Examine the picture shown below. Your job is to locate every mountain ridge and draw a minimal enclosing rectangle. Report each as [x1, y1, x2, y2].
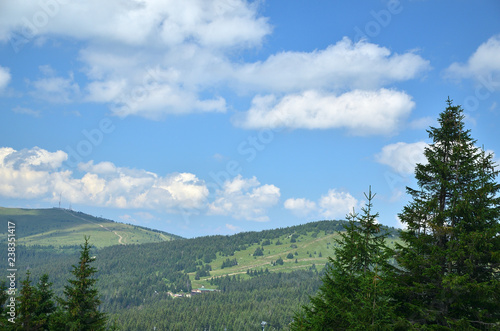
[0, 206, 183, 249]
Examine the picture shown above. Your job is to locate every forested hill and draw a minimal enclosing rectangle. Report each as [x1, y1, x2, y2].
[7, 216, 400, 329]
[0, 207, 182, 249]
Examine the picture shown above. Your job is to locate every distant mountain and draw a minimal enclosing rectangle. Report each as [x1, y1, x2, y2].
[0, 207, 182, 249]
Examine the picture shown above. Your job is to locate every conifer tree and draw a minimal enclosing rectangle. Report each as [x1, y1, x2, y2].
[32, 274, 55, 330]
[56, 236, 107, 331]
[395, 98, 500, 328]
[17, 270, 37, 330]
[0, 281, 13, 330]
[16, 272, 56, 330]
[292, 188, 399, 330]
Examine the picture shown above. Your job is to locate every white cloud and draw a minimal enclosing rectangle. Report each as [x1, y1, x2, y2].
[0, 147, 208, 212]
[1, 0, 269, 113]
[85, 79, 127, 103]
[285, 189, 361, 220]
[0, 0, 271, 48]
[234, 37, 430, 92]
[445, 35, 500, 91]
[284, 198, 317, 217]
[208, 175, 280, 222]
[235, 89, 414, 135]
[0, 66, 11, 90]
[395, 215, 407, 230]
[0, 2, 429, 121]
[30, 73, 80, 103]
[375, 141, 428, 175]
[1, 146, 67, 171]
[111, 82, 227, 120]
[319, 189, 361, 219]
[81, 49, 228, 119]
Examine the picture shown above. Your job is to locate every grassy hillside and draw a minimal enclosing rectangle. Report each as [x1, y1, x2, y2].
[190, 225, 401, 289]
[0, 207, 182, 249]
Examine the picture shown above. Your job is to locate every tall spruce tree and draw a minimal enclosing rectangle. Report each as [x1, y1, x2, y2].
[32, 274, 55, 330]
[395, 99, 500, 329]
[56, 236, 106, 331]
[17, 270, 37, 330]
[292, 188, 399, 330]
[15, 272, 55, 330]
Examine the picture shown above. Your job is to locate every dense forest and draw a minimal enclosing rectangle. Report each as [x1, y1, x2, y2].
[111, 269, 323, 330]
[1, 219, 364, 326]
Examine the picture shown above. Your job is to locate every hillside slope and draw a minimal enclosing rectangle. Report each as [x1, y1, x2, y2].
[6, 218, 400, 329]
[0, 207, 182, 249]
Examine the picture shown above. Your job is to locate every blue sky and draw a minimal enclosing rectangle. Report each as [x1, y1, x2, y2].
[0, 0, 499, 238]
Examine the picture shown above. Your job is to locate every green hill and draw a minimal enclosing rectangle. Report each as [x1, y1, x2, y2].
[0, 207, 182, 249]
[3, 213, 400, 330]
[189, 221, 401, 289]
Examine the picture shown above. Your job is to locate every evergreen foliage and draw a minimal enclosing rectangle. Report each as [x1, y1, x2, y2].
[253, 247, 264, 256]
[32, 274, 56, 330]
[16, 271, 37, 330]
[0, 281, 10, 328]
[15, 271, 55, 330]
[56, 236, 107, 331]
[220, 258, 238, 269]
[111, 270, 322, 330]
[395, 99, 500, 329]
[291, 188, 399, 330]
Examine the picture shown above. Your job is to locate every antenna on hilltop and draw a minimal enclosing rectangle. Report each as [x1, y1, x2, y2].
[59, 193, 62, 209]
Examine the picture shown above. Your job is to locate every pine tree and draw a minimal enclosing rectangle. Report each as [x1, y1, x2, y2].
[16, 272, 56, 330]
[395, 98, 500, 329]
[0, 281, 13, 330]
[32, 274, 55, 330]
[56, 236, 107, 331]
[292, 188, 398, 330]
[16, 270, 38, 330]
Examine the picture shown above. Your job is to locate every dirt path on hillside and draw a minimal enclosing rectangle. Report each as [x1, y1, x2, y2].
[63, 209, 125, 245]
[196, 233, 336, 281]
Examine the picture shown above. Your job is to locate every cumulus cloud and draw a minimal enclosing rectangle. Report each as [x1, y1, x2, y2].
[0, 66, 11, 90]
[0, 0, 269, 116]
[0, 147, 208, 212]
[446, 35, 500, 78]
[0, 0, 271, 48]
[319, 189, 361, 219]
[375, 141, 428, 175]
[234, 89, 415, 135]
[445, 35, 500, 91]
[285, 189, 361, 220]
[1, 1, 429, 121]
[284, 198, 317, 217]
[234, 37, 430, 92]
[208, 175, 280, 222]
